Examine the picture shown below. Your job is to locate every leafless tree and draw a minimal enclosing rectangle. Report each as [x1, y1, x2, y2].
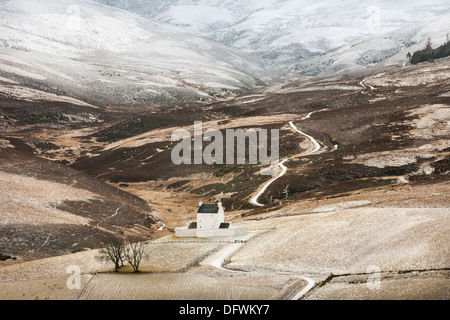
[97, 236, 125, 272]
[124, 239, 146, 273]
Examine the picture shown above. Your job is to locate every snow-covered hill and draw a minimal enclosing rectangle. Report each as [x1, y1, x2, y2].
[0, 0, 448, 106]
[95, 0, 450, 75]
[295, 14, 450, 76]
[0, 0, 267, 105]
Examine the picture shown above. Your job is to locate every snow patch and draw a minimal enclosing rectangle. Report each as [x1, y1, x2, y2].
[0, 85, 97, 108]
[313, 201, 372, 213]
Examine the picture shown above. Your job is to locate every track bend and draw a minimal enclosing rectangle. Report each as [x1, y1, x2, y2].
[250, 111, 324, 207]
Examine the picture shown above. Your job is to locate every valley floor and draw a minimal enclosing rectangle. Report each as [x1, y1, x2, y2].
[1, 58, 449, 300]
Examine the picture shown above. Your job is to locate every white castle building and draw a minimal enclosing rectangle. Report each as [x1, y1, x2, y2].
[175, 202, 247, 238]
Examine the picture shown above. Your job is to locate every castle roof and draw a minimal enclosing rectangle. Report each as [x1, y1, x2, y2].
[197, 203, 220, 214]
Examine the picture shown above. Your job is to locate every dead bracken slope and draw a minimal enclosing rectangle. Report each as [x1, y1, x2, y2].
[0, 148, 160, 262]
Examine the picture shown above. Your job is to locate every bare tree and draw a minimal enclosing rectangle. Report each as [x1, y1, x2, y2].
[97, 236, 125, 272]
[124, 239, 146, 273]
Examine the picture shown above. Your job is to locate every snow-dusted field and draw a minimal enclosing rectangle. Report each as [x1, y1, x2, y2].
[229, 207, 449, 276]
[0, 236, 303, 300]
[0, 275, 93, 300]
[77, 269, 303, 300]
[0, 250, 103, 282]
[0, 238, 221, 281]
[306, 270, 449, 300]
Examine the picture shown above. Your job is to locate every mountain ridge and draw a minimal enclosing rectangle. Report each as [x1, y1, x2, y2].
[95, 0, 450, 75]
[0, 0, 268, 105]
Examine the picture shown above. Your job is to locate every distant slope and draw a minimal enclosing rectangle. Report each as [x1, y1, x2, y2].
[0, 0, 267, 105]
[95, 0, 450, 75]
[295, 14, 450, 76]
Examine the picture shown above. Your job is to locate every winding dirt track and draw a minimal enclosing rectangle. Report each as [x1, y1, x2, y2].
[250, 159, 289, 207]
[250, 112, 324, 207]
[229, 111, 326, 298]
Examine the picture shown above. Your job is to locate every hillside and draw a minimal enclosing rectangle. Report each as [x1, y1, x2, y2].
[96, 0, 450, 74]
[0, 144, 161, 263]
[0, 0, 267, 105]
